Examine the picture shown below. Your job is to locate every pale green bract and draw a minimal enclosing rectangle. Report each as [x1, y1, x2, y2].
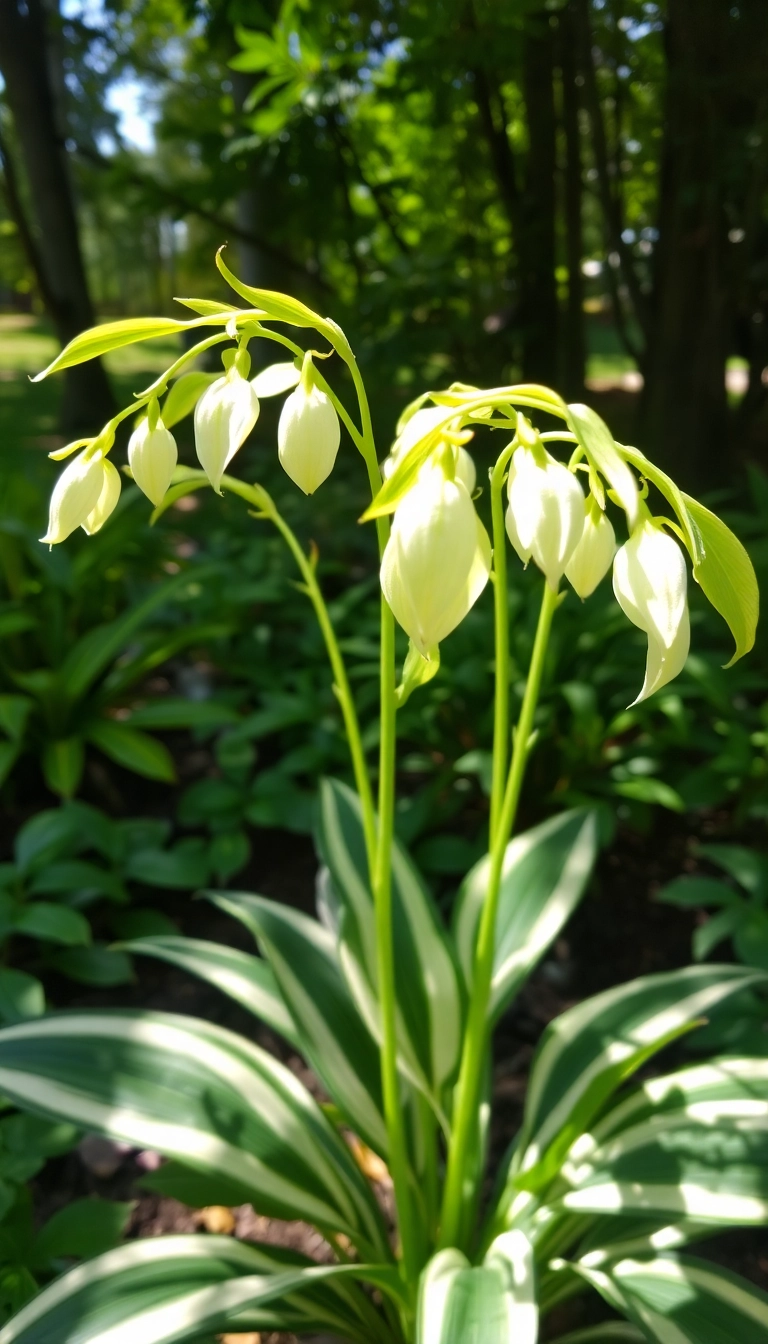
[6, 258, 765, 1343]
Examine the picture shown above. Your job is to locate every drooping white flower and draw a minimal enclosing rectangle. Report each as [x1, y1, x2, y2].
[505, 446, 585, 590]
[40, 448, 106, 545]
[82, 459, 122, 535]
[565, 498, 616, 598]
[278, 359, 340, 495]
[455, 446, 476, 495]
[194, 363, 260, 494]
[380, 459, 491, 655]
[612, 517, 690, 703]
[128, 415, 178, 507]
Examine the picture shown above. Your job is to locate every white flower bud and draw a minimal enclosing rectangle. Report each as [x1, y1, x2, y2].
[128, 415, 178, 507]
[565, 499, 616, 598]
[612, 517, 690, 704]
[82, 459, 122, 535]
[380, 460, 491, 655]
[505, 446, 585, 590]
[455, 446, 476, 495]
[278, 371, 340, 495]
[40, 448, 106, 545]
[194, 364, 260, 494]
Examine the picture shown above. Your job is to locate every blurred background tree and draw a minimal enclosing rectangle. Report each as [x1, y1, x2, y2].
[1, 0, 767, 485]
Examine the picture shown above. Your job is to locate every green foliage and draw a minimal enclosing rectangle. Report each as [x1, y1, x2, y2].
[659, 843, 768, 969]
[0, 793, 766, 1341]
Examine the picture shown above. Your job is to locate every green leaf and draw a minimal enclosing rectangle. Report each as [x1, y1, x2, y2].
[618, 444, 758, 666]
[161, 372, 218, 429]
[31, 1199, 133, 1267]
[682, 493, 759, 666]
[0, 970, 45, 1024]
[697, 844, 768, 896]
[124, 698, 240, 731]
[453, 809, 598, 1021]
[560, 1110, 768, 1225]
[122, 935, 299, 1045]
[613, 778, 685, 812]
[206, 892, 387, 1154]
[318, 778, 462, 1105]
[0, 741, 20, 789]
[13, 902, 91, 946]
[656, 876, 735, 910]
[27, 859, 127, 904]
[32, 316, 232, 382]
[550, 1328, 645, 1344]
[593, 1054, 768, 1144]
[600, 1255, 768, 1344]
[0, 1235, 381, 1344]
[13, 810, 80, 875]
[86, 721, 176, 783]
[208, 831, 250, 882]
[417, 1232, 537, 1344]
[503, 966, 767, 1203]
[0, 697, 31, 744]
[692, 906, 742, 960]
[125, 839, 210, 889]
[42, 738, 84, 799]
[58, 570, 204, 701]
[216, 250, 320, 328]
[567, 404, 639, 528]
[0, 1011, 387, 1254]
[49, 946, 134, 986]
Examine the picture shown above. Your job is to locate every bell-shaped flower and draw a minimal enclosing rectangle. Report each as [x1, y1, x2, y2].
[612, 516, 690, 704]
[194, 357, 260, 494]
[40, 447, 107, 545]
[82, 459, 122, 536]
[128, 413, 178, 507]
[278, 355, 340, 494]
[380, 455, 491, 655]
[505, 445, 585, 590]
[565, 497, 616, 598]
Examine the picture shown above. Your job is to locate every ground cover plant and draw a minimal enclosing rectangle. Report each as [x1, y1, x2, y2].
[0, 256, 764, 1343]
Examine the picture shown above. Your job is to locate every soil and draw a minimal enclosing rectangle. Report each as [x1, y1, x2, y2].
[20, 802, 768, 1341]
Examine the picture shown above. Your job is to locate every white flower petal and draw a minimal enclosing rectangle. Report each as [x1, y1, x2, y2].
[631, 605, 690, 705]
[128, 418, 178, 507]
[613, 520, 687, 648]
[507, 448, 584, 587]
[40, 449, 106, 544]
[278, 384, 340, 494]
[381, 467, 490, 654]
[565, 504, 616, 598]
[194, 371, 260, 494]
[82, 459, 122, 535]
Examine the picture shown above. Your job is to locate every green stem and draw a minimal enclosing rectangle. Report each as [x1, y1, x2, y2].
[488, 442, 516, 846]
[374, 595, 421, 1291]
[271, 510, 378, 873]
[439, 579, 559, 1250]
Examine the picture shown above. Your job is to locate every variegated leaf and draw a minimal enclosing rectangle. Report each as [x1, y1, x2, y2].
[599, 1254, 768, 1343]
[452, 808, 598, 1020]
[317, 778, 462, 1107]
[0, 1011, 388, 1257]
[122, 934, 299, 1045]
[0, 1234, 401, 1344]
[416, 1232, 536, 1344]
[204, 891, 387, 1155]
[513, 965, 767, 1187]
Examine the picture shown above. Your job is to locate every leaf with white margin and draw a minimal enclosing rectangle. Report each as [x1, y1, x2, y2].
[592, 1055, 768, 1145]
[0, 1010, 388, 1257]
[0, 1233, 404, 1344]
[560, 1110, 768, 1225]
[416, 1231, 537, 1344]
[589, 1254, 768, 1344]
[317, 778, 462, 1108]
[453, 808, 598, 1020]
[121, 934, 300, 1046]
[203, 891, 387, 1156]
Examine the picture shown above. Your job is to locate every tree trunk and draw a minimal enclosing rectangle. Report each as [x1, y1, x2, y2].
[642, 0, 731, 488]
[560, 3, 586, 400]
[519, 11, 558, 386]
[0, 0, 114, 435]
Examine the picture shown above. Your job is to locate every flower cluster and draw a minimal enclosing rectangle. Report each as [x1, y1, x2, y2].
[41, 346, 341, 541]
